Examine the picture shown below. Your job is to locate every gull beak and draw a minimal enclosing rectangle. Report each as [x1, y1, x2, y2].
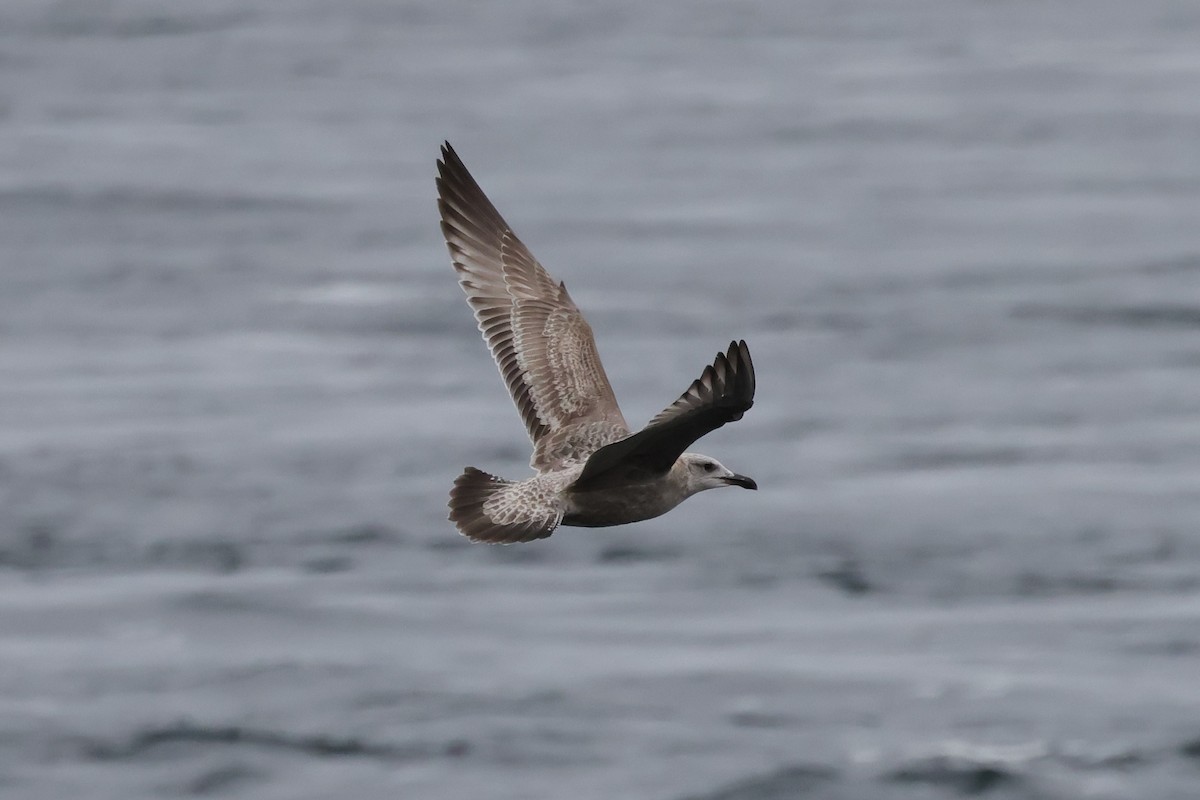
[723, 473, 758, 490]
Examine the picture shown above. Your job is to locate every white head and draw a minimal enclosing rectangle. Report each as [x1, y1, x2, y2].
[678, 452, 758, 496]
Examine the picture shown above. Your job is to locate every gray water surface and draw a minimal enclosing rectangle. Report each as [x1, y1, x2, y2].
[2, 1, 1200, 798]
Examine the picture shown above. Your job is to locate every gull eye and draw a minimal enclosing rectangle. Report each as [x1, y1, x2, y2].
[702, 462, 716, 473]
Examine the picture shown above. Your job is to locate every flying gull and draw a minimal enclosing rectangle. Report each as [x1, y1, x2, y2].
[437, 142, 756, 544]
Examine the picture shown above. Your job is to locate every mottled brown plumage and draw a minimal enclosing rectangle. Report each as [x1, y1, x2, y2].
[438, 143, 756, 544]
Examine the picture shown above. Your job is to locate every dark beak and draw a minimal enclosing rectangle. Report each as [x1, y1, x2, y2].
[723, 474, 757, 490]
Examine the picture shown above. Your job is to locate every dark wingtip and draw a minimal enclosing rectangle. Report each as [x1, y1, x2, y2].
[721, 338, 755, 408]
[437, 141, 462, 181]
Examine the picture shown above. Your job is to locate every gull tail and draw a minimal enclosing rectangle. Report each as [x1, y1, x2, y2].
[448, 467, 561, 544]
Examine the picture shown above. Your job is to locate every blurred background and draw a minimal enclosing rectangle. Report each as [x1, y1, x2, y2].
[2, 1, 1200, 798]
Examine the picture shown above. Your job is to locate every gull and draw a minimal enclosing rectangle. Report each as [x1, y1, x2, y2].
[437, 143, 756, 544]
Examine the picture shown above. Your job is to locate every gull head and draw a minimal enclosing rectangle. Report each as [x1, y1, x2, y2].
[679, 453, 757, 495]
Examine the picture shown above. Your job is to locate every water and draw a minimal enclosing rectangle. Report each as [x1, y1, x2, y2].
[2, 1, 1199, 797]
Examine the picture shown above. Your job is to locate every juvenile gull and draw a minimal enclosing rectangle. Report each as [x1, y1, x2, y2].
[437, 142, 756, 544]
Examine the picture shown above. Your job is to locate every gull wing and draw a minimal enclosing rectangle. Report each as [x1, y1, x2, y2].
[572, 340, 755, 488]
[437, 143, 628, 465]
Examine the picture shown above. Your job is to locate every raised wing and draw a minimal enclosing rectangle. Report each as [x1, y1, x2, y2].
[573, 340, 755, 488]
[437, 143, 628, 461]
